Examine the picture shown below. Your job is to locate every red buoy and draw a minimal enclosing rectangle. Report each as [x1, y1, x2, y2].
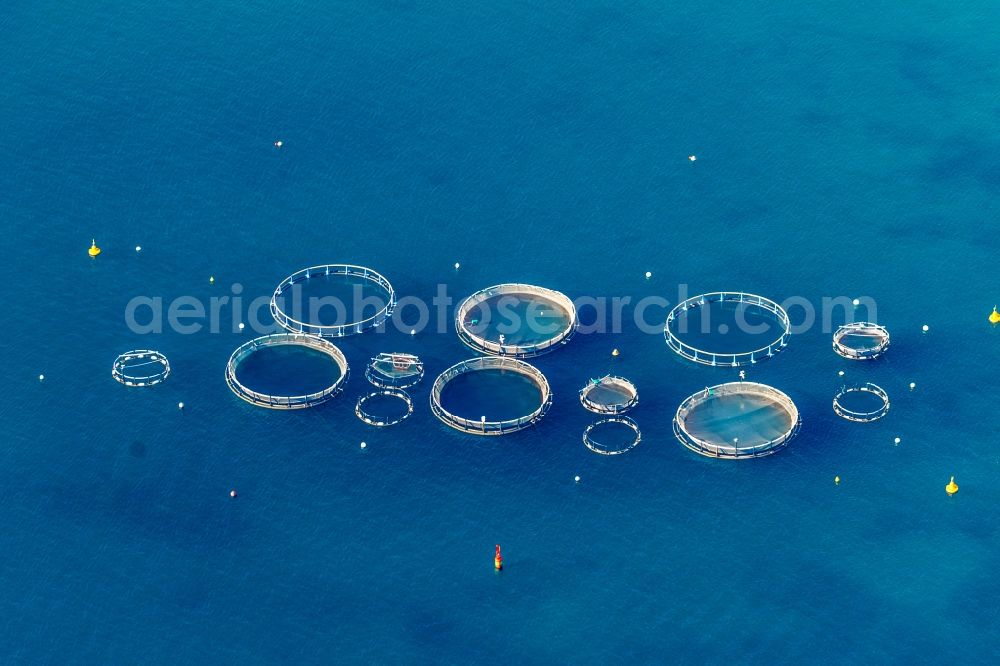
[494, 544, 503, 571]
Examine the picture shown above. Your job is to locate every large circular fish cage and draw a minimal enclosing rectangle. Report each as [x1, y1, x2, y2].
[112, 350, 170, 387]
[270, 264, 396, 337]
[673, 382, 800, 459]
[833, 383, 890, 422]
[365, 352, 424, 389]
[455, 283, 577, 357]
[225, 333, 349, 409]
[579, 376, 638, 414]
[356, 389, 414, 427]
[664, 292, 790, 367]
[583, 416, 642, 456]
[833, 322, 890, 360]
[430, 356, 553, 435]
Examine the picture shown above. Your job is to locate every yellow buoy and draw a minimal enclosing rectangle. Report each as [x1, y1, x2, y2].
[88, 239, 101, 257]
[946, 476, 958, 495]
[611, 348, 620, 357]
[989, 307, 1000, 325]
[834, 476, 840, 485]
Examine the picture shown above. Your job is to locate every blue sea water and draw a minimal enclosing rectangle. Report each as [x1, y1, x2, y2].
[3, 0, 1000, 662]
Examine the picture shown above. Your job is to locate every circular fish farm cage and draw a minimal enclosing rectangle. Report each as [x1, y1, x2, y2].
[356, 389, 414, 427]
[270, 264, 396, 337]
[582, 416, 642, 456]
[112, 350, 170, 387]
[833, 322, 890, 360]
[430, 356, 553, 435]
[365, 353, 424, 389]
[673, 382, 800, 459]
[833, 383, 890, 422]
[455, 283, 577, 357]
[225, 333, 349, 409]
[579, 376, 638, 414]
[664, 292, 790, 367]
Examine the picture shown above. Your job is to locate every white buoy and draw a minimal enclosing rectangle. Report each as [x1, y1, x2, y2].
[410, 329, 416, 336]
[274, 140, 283, 148]
[894, 437, 901, 445]
[178, 402, 184, 410]
[574, 475, 580, 483]
[922, 324, 929, 332]
[909, 382, 916, 390]
[645, 271, 652, 279]
[38, 374, 44, 382]
[688, 155, 697, 162]
[360, 441, 367, 449]
[135, 245, 142, 253]
[454, 262, 460, 270]
[238, 322, 245, 331]
[209, 276, 215, 284]
[852, 298, 860, 306]
[838, 370, 845, 377]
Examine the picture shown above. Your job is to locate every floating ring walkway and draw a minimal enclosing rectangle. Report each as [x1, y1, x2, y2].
[583, 416, 642, 455]
[673, 382, 801, 459]
[579, 376, 638, 414]
[430, 356, 553, 435]
[356, 389, 414, 427]
[112, 350, 170, 387]
[365, 353, 424, 389]
[225, 333, 349, 409]
[270, 264, 396, 337]
[456, 283, 577, 357]
[833, 383, 890, 422]
[833, 322, 890, 360]
[664, 292, 790, 367]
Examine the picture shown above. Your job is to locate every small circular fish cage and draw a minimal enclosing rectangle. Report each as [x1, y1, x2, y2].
[225, 333, 349, 409]
[112, 350, 170, 387]
[365, 353, 424, 389]
[270, 264, 396, 337]
[456, 283, 577, 357]
[833, 383, 890, 422]
[430, 356, 553, 435]
[673, 382, 800, 459]
[833, 322, 890, 360]
[579, 376, 638, 414]
[356, 389, 414, 427]
[583, 416, 642, 456]
[664, 292, 790, 367]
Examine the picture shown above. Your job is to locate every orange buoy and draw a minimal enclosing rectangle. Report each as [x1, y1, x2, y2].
[494, 544, 503, 571]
